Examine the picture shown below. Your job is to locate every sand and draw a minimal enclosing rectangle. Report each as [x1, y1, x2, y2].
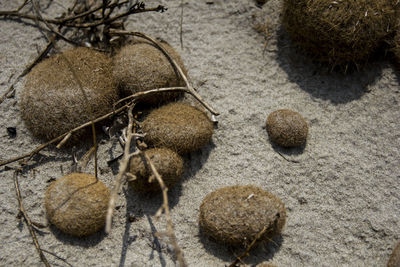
[0, 0, 399, 266]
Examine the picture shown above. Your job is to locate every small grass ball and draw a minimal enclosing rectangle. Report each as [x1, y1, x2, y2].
[45, 173, 110, 237]
[199, 185, 286, 247]
[20, 47, 118, 142]
[141, 103, 214, 154]
[282, 0, 398, 66]
[266, 109, 308, 148]
[128, 148, 184, 192]
[112, 40, 187, 105]
[388, 241, 400, 267]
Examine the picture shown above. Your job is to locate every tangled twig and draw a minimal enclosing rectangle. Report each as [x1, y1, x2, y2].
[0, 86, 202, 168]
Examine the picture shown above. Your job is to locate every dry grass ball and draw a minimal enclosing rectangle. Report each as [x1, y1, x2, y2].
[45, 173, 110, 237]
[20, 47, 118, 142]
[257, 263, 277, 267]
[388, 241, 400, 267]
[266, 109, 308, 148]
[392, 30, 400, 62]
[142, 103, 214, 154]
[282, 0, 398, 66]
[113, 40, 187, 105]
[128, 148, 184, 192]
[199, 185, 286, 247]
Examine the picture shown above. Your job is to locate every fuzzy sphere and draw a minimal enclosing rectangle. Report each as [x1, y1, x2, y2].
[45, 173, 110, 237]
[392, 30, 400, 62]
[128, 148, 184, 192]
[266, 109, 308, 147]
[257, 263, 278, 267]
[112, 40, 187, 105]
[199, 185, 286, 247]
[141, 103, 214, 154]
[388, 241, 400, 267]
[20, 47, 118, 142]
[282, 0, 398, 66]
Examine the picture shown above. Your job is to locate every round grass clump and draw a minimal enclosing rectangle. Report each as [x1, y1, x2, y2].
[112, 40, 187, 105]
[45, 173, 110, 237]
[388, 241, 400, 267]
[199, 185, 286, 247]
[266, 109, 308, 148]
[282, 0, 398, 66]
[392, 30, 400, 62]
[128, 148, 184, 192]
[142, 103, 214, 154]
[20, 47, 118, 142]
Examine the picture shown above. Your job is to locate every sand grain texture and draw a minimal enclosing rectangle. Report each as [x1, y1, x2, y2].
[0, 0, 399, 266]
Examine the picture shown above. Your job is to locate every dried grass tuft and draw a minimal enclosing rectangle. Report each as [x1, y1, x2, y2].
[282, 0, 398, 67]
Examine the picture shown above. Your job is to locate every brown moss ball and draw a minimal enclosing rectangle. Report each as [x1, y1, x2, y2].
[392, 30, 400, 62]
[128, 148, 184, 192]
[257, 263, 277, 267]
[20, 47, 118, 142]
[141, 103, 214, 154]
[45, 173, 110, 237]
[112, 40, 187, 105]
[266, 109, 308, 148]
[199, 185, 286, 247]
[282, 0, 398, 66]
[388, 241, 400, 267]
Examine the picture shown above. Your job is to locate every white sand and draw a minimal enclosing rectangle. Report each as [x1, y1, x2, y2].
[0, 0, 399, 266]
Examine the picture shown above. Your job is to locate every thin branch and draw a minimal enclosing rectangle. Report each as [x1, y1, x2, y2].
[0, 87, 188, 168]
[107, 29, 219, 116]
[141, 151, 187, 267]
[105, 104, 137, 233]
[180, 0, 184, 49]
[228, 226, 269, 267]
[0, 2, 165, 29]
[113, 86, 187, 108]
[14, 171, 50, 267]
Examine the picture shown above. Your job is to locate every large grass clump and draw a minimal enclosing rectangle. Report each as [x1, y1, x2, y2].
[282, 0, 398, 67]
[199, 185, 286, 247]
[20, 47, 118, 142]
[112, 40, 187, 105]
[45, 173, 110, 237]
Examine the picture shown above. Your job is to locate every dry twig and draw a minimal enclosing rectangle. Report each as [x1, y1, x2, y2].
[105, 104, 140, 233]
[14, 171, 50, 267]
[142, 151, 188, 267]
[228, 226, 268, 267]
[0, 87, 194, 168]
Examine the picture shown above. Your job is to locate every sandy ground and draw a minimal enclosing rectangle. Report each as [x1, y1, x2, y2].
[1, 0, 400, 266]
